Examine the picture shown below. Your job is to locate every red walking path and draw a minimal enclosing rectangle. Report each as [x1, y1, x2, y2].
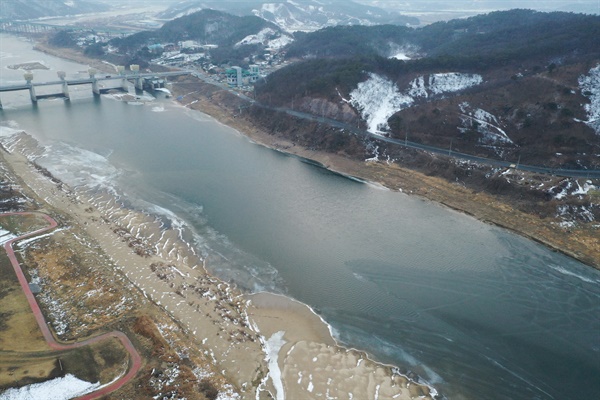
[2, 212, 142, 399]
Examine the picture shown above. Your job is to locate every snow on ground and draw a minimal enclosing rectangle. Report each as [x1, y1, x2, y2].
[573, 180, 597, 195]
[267, 35, 294, 50]
[0, 374, 99, 400]
[349, 72, 483, 135]
[458, 102, 514, 145]
[349, 73, 413, 134]
[265, 331, 287, 400]
[236, 28, 276, 47]
[0, 228, 16, 245]
[391, 52, 411, 60]
[578, 63, 600, 135]
[549, 179, 597, 200]
[388, 43, 418, 61]
[235, 28, 294, 50]
[427, 73, 483, 95]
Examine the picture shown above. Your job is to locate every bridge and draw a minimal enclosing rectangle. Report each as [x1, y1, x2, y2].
[0, 66, 191, 108]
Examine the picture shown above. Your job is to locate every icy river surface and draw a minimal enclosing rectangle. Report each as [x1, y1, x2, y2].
[1, 34, 599, 399]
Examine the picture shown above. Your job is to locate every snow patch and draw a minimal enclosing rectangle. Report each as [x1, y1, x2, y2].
[0, 374, 99, 400]
[579, 64, 600, 135]
[427, 73, 483, 95]
[265, 331, 286, 400]
[0, 228, 16, 245]
[349, 72, 483, 135]
[236, 28, 276, 47]
[349, 73, 413, 134]
[235, 28, 293, 50]
[458, 102, 514, 145]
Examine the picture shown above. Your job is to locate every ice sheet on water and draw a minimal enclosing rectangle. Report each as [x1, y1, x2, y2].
[548, 264, 599, 284]
[0, 123, 24, 138]
[35, 142, 120, 192]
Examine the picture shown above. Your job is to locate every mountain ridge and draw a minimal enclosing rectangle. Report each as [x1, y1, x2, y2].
[0, 0, 108, 21]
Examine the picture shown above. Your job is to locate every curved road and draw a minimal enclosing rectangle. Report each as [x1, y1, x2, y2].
[188, 72, 599, 179]
[2, 212, 142, 400]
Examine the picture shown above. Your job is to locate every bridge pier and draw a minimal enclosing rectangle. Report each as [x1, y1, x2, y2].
[129, 64, 143, 91]
[29, 85, 37, 102]
[62, 81, 70, 99]
[24, 73, 37, 103]
[89, 69, 100, 96]
[58, 71, 70, 100]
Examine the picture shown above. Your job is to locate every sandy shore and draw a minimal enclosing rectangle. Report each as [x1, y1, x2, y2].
[0, 130, 434, 399]
[248, 293, 435, 399]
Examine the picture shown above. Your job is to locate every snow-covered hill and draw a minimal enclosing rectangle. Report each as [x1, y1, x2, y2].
[158, 0, 418, 32]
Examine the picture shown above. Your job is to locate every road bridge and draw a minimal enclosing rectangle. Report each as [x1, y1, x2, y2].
[0, 67, 191, 108]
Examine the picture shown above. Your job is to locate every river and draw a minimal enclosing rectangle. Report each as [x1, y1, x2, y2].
[1, 34, 599, 400]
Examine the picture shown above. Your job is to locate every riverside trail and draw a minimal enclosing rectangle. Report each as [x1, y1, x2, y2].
[2, 212, 142, 400]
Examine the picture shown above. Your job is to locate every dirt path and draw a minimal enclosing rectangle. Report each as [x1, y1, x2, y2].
[2, 212, 142, 400]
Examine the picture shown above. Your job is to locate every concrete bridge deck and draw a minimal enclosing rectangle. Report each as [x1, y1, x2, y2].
[0, 71, 190, 92]
[0, 70, 191, 108]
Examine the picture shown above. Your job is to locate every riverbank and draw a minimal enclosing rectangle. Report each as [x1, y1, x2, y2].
[4, 37, 596, 400]
[26, 34, 600, 270]
[168, 77, 600, 270]
[0, 129, 435, 400]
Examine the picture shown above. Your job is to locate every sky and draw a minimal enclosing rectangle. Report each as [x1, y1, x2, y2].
[93, 0, 600, 17]
[355, 0, 599, 13]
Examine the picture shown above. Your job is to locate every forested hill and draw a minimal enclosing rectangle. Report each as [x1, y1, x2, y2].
[286, 9, 600, 63]
[157, 0, 419, 31]
[254, 10, 600, 170]
[110, 9, 288, 64]
[263, 10, 600, 102]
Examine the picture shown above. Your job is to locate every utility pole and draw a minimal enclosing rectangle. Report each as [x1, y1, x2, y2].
[448, 138, 453, 156]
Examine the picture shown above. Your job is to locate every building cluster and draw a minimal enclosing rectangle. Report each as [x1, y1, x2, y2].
[225, 65, 260, 87]
[58, 29, 288, 92]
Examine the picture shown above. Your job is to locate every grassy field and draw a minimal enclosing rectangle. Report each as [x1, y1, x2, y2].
[0, 214, 129, 391]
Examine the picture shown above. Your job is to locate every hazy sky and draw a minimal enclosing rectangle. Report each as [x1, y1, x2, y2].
[355, 0, 600, 12]
[95, 0, 600, 16]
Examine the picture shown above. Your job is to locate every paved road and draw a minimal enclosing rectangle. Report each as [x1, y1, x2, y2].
[2, 212, 142, 400]
[185, 72, 599, 179]
[278, 107, 600, 179]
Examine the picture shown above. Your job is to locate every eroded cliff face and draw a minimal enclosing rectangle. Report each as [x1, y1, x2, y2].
[298, 97, 358, 124]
